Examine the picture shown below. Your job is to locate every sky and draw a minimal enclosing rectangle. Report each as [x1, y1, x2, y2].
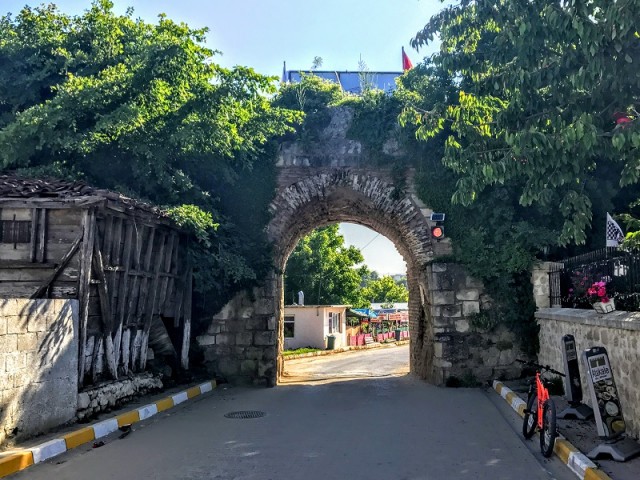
[1, 0, 446, 275]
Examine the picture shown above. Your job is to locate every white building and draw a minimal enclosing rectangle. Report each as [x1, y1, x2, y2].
[283, 305, 349, 350]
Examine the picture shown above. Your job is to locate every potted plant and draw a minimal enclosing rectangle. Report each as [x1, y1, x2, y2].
[587, 281, 615, 314]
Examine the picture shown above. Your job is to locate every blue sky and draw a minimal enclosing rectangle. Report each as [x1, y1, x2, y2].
[2, 0, 446, 274]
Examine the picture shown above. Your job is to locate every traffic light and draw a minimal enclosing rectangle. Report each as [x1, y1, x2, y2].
[431, 225, 444, 240]
[430, 213, 445, 241]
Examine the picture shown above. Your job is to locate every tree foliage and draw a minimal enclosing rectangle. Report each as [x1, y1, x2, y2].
[0, 1, 301, 307]
[405, 0, 640, 245]
[284, 225, 369, 308]
[361, 276, 409, 304]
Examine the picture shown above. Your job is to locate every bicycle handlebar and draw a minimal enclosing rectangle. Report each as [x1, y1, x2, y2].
[516, 358, 566, 377]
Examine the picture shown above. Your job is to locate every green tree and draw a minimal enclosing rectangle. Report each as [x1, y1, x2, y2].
[284, 225, 369, 307]
[0, 1, 301, 309]
[361, 276, 409, 303]
[406, 0, 640, 245]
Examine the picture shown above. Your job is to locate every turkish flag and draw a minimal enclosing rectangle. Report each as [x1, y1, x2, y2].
[402, 47, 413, 71]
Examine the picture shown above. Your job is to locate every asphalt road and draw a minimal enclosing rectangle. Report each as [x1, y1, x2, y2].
[16, 346, 575, 480]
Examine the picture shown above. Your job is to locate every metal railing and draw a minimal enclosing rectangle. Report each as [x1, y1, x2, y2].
[548, 247, 640, 311]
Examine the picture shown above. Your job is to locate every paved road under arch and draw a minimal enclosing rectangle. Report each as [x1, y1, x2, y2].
[17, 346, 574, 480]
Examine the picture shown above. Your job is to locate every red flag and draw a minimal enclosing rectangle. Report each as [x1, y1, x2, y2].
[402, 47, 413, 71]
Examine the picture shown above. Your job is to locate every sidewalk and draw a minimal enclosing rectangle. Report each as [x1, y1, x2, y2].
[0, 380, 216, 478]
[493, 378, 640, 480]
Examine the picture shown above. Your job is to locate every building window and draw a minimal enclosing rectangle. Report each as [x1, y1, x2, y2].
[0, 220, 31, 244]
[284, 315, 295, 338]
[328, 312, 341, 334]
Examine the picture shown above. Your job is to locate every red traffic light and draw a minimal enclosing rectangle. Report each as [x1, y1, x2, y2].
[431, 226, 444, 239]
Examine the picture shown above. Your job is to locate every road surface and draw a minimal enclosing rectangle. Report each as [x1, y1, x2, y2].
[16, 346, 575, 480]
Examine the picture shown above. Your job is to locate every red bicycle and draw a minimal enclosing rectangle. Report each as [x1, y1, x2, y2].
[517, 359, 565, 457]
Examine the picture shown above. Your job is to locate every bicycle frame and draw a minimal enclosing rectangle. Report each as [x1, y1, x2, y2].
[535, 372, 550, 430]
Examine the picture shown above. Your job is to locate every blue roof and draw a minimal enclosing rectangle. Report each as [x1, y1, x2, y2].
[285, 70, 402, 94]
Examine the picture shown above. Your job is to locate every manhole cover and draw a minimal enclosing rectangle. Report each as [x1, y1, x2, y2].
[224, 410, 266, 419]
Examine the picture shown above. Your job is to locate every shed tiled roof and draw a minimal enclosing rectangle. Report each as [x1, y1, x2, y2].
[0, 174, 167, 217]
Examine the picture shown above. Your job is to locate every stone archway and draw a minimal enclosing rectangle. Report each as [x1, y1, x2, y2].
[267, 169, 437, 383]
[196, 107, 523, 387]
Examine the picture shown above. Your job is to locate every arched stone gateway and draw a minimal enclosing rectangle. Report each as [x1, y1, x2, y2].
[196, 107, 524, 386]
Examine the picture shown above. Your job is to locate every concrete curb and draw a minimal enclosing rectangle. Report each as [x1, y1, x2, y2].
[492, 381, 612, 480]
[283, 340, 410, 360]
[0, 380, 216, 478]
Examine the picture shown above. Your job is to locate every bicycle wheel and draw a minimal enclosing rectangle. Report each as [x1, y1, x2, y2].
[522, 393, 538, 439]
[540, 398, 557, 457]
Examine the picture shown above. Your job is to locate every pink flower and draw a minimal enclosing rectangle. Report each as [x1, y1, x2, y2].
[602, 296, 610, 303]
[597, 287, 606, 297]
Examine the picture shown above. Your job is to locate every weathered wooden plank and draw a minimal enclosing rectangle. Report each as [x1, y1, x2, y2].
[77, 209, 96, 386]
[0, 244, 31, 261]
[157, 233, 176, 315]
[108, 217, 124, 315]
[163, 236, 182, 318]
[37, 208, 47, 262]
[181, 266, 193, 370]
[130, 329, 142, 372]
[29, 208, 38, 262]
[172, 269, 188, 328]
[91, 335, 103, 384]
[140, 232, 166, 370]
[31, 234, 82, 299]
[125, 224, 145, 326]
[121, 328, 131, 374]
[0, 208, 31, 221]
[0, 197, 104, 209]
[135, 227, 156, 324]
[91, 242, 117, 379]
[46, 224, 84, 242]
[102, 215, 114, 262]
[46, 209, 83, 226]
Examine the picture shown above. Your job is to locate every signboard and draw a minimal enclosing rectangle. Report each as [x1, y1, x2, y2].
[583, 346, 626, 439]
[561, 335, 583, 403]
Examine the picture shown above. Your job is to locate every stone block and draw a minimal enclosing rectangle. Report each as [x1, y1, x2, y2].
[244, 347, 264, 360]
[246, 317, 267, 331]
[17, 332, 38, 352]
[206, 324, 221, 335]
[432, 291, 455, 305]
[455, 320, 470, 333]
[258, 360, 275, 378]
[431, 272, 453, 290]
[441, 305, 462, 318]
[465, 276, 484, 289]
[217, 358, 240, 377]
[5, 352, 27, 372]
[77, 392, 90, 410]
[27, 314, 47, 333]
[0, 372, 15, 390]
[0, 334, 18, 354]
[0, 318, 6, 335]
[6, 316, 24, 335]
[215, 333, 235, 346]
[240, 359, 257, 374]
[254, 331, 276, 346]
[236, 332, 253, 346]
[196, 334, 217, 346]
[267, 316, 276, 331]
[462, 301, 480, 316]
[240, 307, 254, 319]
[456, 289, 480, 301]
[431, 263, 447, 273]
[254, 297, 275, 315]
[0, 299, 20, 316]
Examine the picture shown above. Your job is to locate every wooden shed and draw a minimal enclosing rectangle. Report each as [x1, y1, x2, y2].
[0, 175, 193, 386]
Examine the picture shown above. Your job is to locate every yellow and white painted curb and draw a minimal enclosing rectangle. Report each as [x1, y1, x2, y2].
[0, 380, 216, 478]
[492, 381, 612, 480]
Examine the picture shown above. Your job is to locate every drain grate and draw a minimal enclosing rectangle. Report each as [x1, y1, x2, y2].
[224, 410, 266, 419]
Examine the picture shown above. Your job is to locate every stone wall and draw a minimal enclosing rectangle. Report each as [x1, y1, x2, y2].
[537, 308, 640, 438]
[0, 299, 78, 446]
[76, 372, 163, 421]
[196, 285, 278, 387]
[429, 263, 524, 384]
